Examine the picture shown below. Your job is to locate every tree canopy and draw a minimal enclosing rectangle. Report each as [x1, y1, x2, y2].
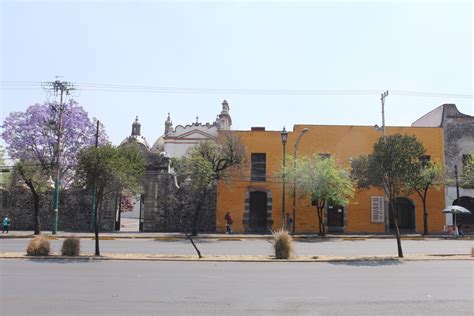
[283, 155, 354, 235]
[170, 134, 246, 236]
[351, 134, 426, 257]
[76, 144, 145, 255]
[1, 100, 108, 188]
[461, 153, 474, 188]
[408, 160, 444, 235]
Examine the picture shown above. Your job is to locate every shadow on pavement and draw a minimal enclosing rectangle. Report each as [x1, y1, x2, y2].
[328, 259, 403, 267]
[26, 258, 96, 264]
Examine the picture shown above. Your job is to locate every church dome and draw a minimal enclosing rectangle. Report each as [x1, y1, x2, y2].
[151, 135, 166, 153]
[119, 116, 151, 150]
[120, 135, 150, 149]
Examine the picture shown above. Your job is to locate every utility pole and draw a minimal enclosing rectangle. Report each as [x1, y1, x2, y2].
[90, 120, 100, 232]
[42, 79, 75, 235]
[380, 90, 389, 138]
[380, 90, 389, 233]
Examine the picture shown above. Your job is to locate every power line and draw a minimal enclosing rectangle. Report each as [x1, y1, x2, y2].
[1, 82, 472, 98]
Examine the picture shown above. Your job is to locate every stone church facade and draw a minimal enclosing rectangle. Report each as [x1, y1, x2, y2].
[119, 100, 232, 232]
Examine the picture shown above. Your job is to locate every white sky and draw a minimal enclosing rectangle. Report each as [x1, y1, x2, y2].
[1, 0, 473, 146]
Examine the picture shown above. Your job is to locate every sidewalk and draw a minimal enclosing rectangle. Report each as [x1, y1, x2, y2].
[1, 230, 472, 240]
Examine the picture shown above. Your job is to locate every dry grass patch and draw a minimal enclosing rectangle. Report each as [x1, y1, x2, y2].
[61, 236, 81, 256]
[26, 235, 51, 256]
[273, 229, 294, 259]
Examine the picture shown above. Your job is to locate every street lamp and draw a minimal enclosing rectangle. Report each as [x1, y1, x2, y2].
[292, 128, 309, 235]
[280, 127, 289, 229]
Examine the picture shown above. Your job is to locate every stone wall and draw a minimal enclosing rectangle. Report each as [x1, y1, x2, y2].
[442, 105, 474, 178]
[0, 188, 115, 232]
[140, 168, 217, 233]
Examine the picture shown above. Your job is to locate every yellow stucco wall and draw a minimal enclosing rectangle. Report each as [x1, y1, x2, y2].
[216, 125, 446, 234]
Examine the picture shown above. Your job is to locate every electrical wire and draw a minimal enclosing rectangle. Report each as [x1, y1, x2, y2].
[1, 82, 472, 98]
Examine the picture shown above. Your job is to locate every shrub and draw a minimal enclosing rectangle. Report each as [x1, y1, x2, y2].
[273, 229, 294, 259]
[61, 236, 81, 256]
[26, 235, 51, 256]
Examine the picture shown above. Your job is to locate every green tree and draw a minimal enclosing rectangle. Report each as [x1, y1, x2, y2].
[172, 134, 246, 236]
[0, 145, 11, 187]
[351, 134, 426, 258]
[461, 153, 474, 188]
[283, 155, 354, 236]
[9, 160, 50, 235]
[409, 160, 444, 235]
[76, 144, 145, 256]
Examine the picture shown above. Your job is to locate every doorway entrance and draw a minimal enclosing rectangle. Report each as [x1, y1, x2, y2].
[389, 197, 415, 231]
[327, 205, 344, 232]
[453, 196, 474, 232]
[249, 191, 268, 232]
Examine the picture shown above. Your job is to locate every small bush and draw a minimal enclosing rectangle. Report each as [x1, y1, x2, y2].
[26, 235, 51, 256]
[61, 236, 81, 256]
[273, 229, 293, 259]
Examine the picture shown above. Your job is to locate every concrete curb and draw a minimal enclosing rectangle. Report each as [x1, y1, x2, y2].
[1, 252, 472, 263]
[1, 233, 473, 241]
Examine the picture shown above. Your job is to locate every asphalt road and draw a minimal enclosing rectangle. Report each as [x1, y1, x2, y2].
[0, 260, 472, 315]
[1, 238, 473, 256]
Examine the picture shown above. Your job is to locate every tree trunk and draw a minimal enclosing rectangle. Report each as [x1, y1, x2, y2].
[94, 193, 101, 256]
[390, 200, 404, 258]
[316, 206, 326, 236]
[185, 230, 202, 259]
[423, 189, 428, 236]
[25, 179, 41, 235]
[192, 192, 204, 236]
[32, 190, 41, 235]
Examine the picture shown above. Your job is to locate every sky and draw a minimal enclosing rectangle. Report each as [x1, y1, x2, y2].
[1, 0, 473, 147]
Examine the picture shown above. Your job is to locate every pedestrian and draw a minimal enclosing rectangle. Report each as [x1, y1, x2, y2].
[225, 211, 233, 234]
[2, 215, 11, 233]
[457, 223, 464, 237]
[286, 213, 293, 232]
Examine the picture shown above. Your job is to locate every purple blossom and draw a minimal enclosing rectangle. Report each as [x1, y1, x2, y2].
[1, 100, 109, 187]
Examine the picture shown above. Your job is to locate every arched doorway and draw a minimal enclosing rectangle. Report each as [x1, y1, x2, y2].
[248, 191, 268, 232]
[389, 197, 416, 231]
[453, 196, 474, 233]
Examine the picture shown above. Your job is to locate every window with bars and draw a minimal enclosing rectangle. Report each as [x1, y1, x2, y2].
[251, 153, 266, 182]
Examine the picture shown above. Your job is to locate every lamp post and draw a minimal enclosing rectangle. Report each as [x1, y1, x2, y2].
[280, 127, 289, 229]
[292, 128, 309, 235]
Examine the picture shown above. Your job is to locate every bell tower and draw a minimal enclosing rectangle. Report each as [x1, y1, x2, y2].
[132, 116, 141, 136]
[217, 100, 232, 130]
[165, 113, 173, 135]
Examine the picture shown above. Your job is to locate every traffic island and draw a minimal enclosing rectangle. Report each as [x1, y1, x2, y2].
[0, 252, 472, 262]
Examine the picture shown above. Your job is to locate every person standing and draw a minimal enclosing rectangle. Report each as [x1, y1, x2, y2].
[286, 213, 293, 232]
[224, 212, 233, 234]
[2, 215, 11, 233]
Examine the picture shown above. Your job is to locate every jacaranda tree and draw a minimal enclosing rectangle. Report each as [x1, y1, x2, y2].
[1, 100, 108, 234]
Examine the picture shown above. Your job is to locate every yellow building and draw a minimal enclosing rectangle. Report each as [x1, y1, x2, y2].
[217, 125, 446, 234]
